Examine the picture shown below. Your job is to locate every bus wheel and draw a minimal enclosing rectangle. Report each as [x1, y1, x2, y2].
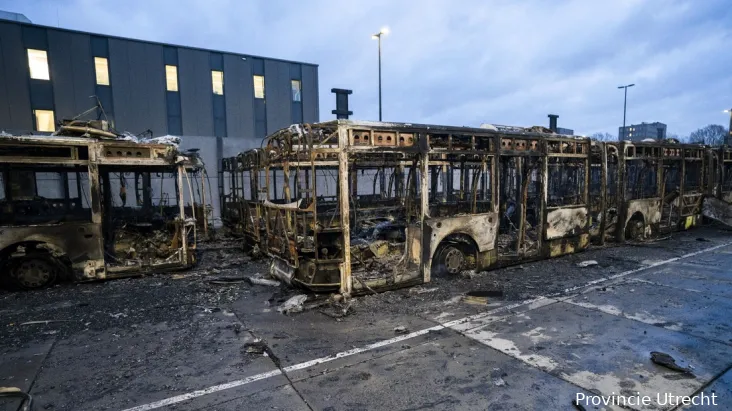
[625, 214, 645, 241]
[436, 245, 465, 275]
[9, 255, 58, 290]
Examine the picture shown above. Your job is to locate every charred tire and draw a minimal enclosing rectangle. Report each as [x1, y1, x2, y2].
[625, 217, 645, 241]
[8, 254, 59, 290]
[434, 244, 465, 276]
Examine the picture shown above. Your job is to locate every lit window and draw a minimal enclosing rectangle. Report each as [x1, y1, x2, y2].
[27, 49, 50, 80]
[165, 65, 178, 91]
[253, 75, 265, 99]
[211, 70, 224, 95]
[34, 110, 55, 132]
[94, 57, 109, 85]
[291, 80, 301, 102]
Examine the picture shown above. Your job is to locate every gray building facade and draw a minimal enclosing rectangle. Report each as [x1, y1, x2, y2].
[0, 15, 319, 138]
[619, 122, 667, 142]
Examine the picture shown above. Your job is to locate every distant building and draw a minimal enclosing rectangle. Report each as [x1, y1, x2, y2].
[619, 122, 666, 141]
[556, 127, 574, 135]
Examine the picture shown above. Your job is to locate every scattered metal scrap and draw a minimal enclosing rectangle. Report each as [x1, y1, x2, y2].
[650, 351, 695, 376]
[278, 294, 308, 314]
[0, 386, 32, 411]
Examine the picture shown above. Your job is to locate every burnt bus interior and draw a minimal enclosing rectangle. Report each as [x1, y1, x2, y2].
[0, 134, 203, 290]
[0, 165, 92, 226]
[220, 121, 732, 294]
[99, 165, 200, 268]
[221, 122, 600, 293]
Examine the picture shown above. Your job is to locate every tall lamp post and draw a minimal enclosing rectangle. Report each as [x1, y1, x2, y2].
[618, 83, 635, 140]
[725, 109, 732, 146]
[372, 27, 389, 121]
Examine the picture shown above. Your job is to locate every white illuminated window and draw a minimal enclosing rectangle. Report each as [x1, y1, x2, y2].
[27, 49, 50, 80]
[291, 80, 301, 102]
[211, 70, 224, 95]
[166, 65, 178, 91]
[34, 110, 55, 132]
[94, 57, 109, 85]
[253, 75, 265, 99]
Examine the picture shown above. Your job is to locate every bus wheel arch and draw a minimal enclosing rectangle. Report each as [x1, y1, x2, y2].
[432, 233, 479, 276]
[625, 212, 646, 241]
[0, 241, 69, 289]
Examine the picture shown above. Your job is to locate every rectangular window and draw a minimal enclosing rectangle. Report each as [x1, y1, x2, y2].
[165, 65, 178, 91]
[291, 80, 301, 102]
[211, 70, 224, 95]
[33, 109, 55, 132]
[253, 75, 265, 99]
[27, 49, 50, 80]
[94, 57, 110, 85]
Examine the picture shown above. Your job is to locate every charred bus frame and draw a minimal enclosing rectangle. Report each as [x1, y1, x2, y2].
[589, 140, 706, 244]
[0, 135, 204, 289]
[221, 121, 602, 294]
[221, 122, 732, 294]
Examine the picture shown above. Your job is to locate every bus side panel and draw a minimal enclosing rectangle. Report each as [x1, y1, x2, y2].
[545, 207, 588, 240]
[543, 206, 590, 257]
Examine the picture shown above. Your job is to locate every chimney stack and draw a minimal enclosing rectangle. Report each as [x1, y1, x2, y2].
[548, 114, 558, 132]
[331, 88, 353, 119]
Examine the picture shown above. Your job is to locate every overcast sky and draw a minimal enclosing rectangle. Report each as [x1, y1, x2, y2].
[4, 0, 731, 137]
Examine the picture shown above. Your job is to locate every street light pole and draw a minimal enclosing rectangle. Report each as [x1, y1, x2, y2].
[372, 27, 389, 121]
[725, 109, 732, 146]
[618, 83, 635, 140]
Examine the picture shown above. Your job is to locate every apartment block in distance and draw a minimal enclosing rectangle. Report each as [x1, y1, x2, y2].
[0, 11, 319, 139]
[618, 122, 667, 142]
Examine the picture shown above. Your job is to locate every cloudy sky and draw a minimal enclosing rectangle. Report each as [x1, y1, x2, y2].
[4, 0, 731, 137]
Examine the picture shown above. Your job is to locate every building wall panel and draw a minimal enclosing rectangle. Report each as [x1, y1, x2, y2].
[0, 34, 10, 129]
[47, 30, 94, 121]
[69, 32, 95, 116]
[143, 43, 167, 136]
[179, 48, 213, 136]
[47, 30, 75, 120]
[224, 54, 254, 139]
[264, 59, 291, 133]
[302, 64, 319, 123]
[0, 22, 32, 131]
[108, 38, 132, 131]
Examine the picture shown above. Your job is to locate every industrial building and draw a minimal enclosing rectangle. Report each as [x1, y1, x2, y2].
[0, 11, 320, 139]
[618, 122, 667, 141]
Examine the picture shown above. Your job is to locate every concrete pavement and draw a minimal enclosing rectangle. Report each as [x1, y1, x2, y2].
[2, 227, 732, 410]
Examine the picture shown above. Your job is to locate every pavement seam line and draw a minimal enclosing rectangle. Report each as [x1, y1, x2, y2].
[118, 240, 732, 411]
[550, 240, 732, 297]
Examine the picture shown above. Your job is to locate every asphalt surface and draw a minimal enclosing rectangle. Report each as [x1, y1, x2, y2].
[2, 227, 732, 410]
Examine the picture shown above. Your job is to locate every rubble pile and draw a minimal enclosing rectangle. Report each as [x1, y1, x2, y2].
[114, 226, 175, 262]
